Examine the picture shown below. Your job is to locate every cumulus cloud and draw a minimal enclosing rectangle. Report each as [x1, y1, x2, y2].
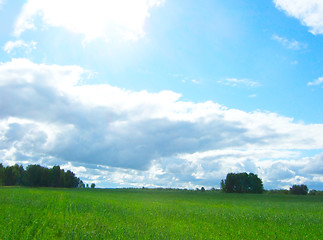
[218, 78, 260, 87]
[42, 149, 323, 189]
[0, 59, 323, 189]
[3, 40, 37, 54]
[14, 0, 164, 42]
[272, 34, 307, 50]
[274, 0, 323, 35]
[301, 153, 323, 175]
[308, 76, 323, 86]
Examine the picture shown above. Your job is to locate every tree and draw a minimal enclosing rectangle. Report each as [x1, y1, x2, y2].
[201, 187, 205, 192]
[49, 166, 61, 187]
[25, 165, 44, 187]
[221, 172, 264, 193]
[59, 169, 66, 187]
[4, 164, 23, 186]
[248, 173, 264, 193]
[0, 163, 82, 188]
[40, 167, 50, 187]
[290, 184, 308, 195]
[15, 164, 25, 186]
[64, 170, 79, 188]
[0, 164, 4, 186]
[309, 190, 317, 195]
[91, 183, 96, 189]
[220, 179, 226, 192]
[78, 180, 85, 188]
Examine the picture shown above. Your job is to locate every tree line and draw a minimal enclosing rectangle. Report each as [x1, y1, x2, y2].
[0, 164, 318, 194]
[220, 172, 322, 195]
[0, 163, 83, 188]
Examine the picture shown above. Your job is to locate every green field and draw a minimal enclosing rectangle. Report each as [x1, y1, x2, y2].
[0, 187, 322, 239]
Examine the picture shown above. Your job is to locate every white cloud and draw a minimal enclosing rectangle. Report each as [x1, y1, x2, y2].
[272, 34, 306, 50]
[174, 74, 201, 85]
[51, 149, 323, 189]
[191, 79, 200, 84]
[218, 78, 260, 87]
[3, 40, 37, 54]
[14, 0, 164, 42]
[274, 0, 323, 35]
[308, 76, 323, 86]
[301, 153, 323, 175]
[0, 59, 323, 189]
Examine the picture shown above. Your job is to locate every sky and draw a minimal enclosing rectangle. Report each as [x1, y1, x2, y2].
[0, 0, 323, 190]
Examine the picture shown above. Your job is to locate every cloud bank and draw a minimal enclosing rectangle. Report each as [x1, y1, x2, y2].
[14, 0, 164, 42]
[274, 0, 323, 35]
[0, 59, 322, 189]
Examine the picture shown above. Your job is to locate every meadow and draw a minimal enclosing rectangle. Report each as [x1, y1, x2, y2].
[0, 187, 322, 239]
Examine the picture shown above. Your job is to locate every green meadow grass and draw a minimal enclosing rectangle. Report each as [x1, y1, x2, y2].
[0, 187, 322, 239]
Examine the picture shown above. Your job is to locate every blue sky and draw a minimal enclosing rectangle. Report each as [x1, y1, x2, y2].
[0, 0, 323, 189]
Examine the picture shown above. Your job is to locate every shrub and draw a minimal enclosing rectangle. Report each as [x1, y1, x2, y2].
[267, 189, 289, 195]
[289, 184, 308, 195]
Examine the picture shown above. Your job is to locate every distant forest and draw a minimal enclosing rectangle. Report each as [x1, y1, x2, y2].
[1, 163, 322, 195]
[0, 163, 83, 188]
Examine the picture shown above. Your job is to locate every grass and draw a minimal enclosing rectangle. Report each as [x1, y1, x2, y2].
[0, 187, 322, 239]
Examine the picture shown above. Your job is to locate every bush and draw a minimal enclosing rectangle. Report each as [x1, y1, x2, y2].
[309, 190, 317, 195]
[308, 190, 323, 196]
[266, 189, 289, 195]
[289, 184, 308, 195]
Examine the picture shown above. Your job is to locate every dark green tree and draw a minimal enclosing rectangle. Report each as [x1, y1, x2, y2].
[64, 170, 79, 188]
[49, 166, 61, 187]
[4, 164, 23, 186]
[248, 173, 264, 193]
[0, 163, 82, 188]
[26, 165, 44, 187]
[221, 172, 264, 193]
[59, 169, 66, 187]
[290, 184, 308, 195]
[41, 167, 50, 187]
[91, 183, 96, 189]
[15, 164, 25, 186]
[220, 179, 226, 192]
[0, 164, 4, 186]
[78, 180, 85, 188]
